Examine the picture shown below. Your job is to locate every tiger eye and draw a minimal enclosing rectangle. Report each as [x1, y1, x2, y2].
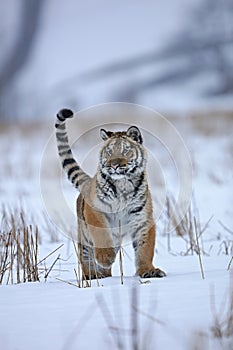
[106, 148, 112, 156]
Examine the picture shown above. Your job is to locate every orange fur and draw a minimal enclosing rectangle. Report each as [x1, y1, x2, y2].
[56, 110, 166, 279]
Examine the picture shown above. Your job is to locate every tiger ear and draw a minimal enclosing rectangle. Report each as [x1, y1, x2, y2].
[126, 126, 143, 144]
[100, 128, 113, 141]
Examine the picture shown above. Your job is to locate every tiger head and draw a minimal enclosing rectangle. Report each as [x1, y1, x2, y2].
[99, 126, 147, 179]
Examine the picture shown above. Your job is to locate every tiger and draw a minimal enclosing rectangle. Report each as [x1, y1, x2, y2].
[55, 108, 166, 279]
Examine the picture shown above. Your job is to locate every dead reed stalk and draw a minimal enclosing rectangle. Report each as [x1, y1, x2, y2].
[228, 256, 233, 271]
[0, 206, 65, 285]
[72, 238, 90, 288]
[194, 217, 205, 280]
[0, 224, 40, 284]
[210, 278, 233, 342]
[165, 194, 212, 257]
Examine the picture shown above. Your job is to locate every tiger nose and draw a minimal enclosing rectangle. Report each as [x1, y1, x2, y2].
[111, 158, 127, 169]
[111, 163, 119, 170]
[111, 159, 120, 170]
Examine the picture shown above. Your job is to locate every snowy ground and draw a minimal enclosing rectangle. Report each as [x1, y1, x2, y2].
[0, 111, 232, 349]
[0, 255, 231, 350]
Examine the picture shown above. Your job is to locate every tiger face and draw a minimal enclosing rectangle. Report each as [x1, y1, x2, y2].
[99, 126, 146, 179]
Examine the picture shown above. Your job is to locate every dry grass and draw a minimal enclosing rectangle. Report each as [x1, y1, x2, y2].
[164, 194, 212, 257]
[218, 240, 233, 256]
[210, 276, 233, 348]
[217, 221, 233, 260]
[228, 257, 233, 271]
[189, 331, 209, 350]
[0, 206, 64, 285]
[0, 225, 39, 284]
[194, 216, 205, 280]
[0, 204, 127, 287]
[0, 206, 40, 284]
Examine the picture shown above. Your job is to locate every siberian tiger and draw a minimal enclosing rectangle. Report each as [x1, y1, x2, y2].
[55, 108, 166, 279]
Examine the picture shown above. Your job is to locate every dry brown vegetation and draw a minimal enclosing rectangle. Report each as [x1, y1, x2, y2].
[0, 206, 64, 285]
[164, 194, 212, 256]
[0, 207, 40, 284]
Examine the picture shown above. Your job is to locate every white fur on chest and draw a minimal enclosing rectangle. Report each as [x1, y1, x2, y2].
[95, 177, 144, 212]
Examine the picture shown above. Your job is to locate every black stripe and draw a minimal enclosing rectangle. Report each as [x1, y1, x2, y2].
[108, 181, 117, 197]
[81, 197, 85, 217]
[133, 147, 144, 169]
[59, 149, 72, 157]
[131, 221, 147, 240]
[71, 173, 88, 188]
[80, 197, 85, 221]
[129, 204, 144, 214]
[82, 245, 90, 257]
[133, 173, 144, 197]
[68, 166, 79, 178]
[55, 123, 66, 130]
[100, 170, 107, 180]
[57, 114, 65, 122]
[57, 135, 68, 143]
[129, 166, 137, 174]
[56, 131, 66, 137]
[96, 191, 113, 210]
[71, 173, 79, 183]
[100, 171, 117, 197]
[129, 197, 146, 214]
[74, 175, 88, 187]
[58, 144, 69, 151]
[132, 240, 138, 250]
[63, 158, 76, 167]
[98, 181, 117, 198]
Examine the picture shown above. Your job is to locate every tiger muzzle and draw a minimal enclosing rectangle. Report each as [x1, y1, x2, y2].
[108, 157, 128, 171]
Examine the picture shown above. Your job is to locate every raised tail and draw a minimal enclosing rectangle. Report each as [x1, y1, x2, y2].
[55, 109, 91, 193]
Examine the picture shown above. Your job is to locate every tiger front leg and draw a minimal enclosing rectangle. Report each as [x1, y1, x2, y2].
[78, 244, 112, 280]
[89, 226, 116, 268]
[84, 203, 116, 269]
[133, 224, 166, 278]
[94, 246, 116, 268]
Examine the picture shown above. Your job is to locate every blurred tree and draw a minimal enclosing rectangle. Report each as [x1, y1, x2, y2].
[0, 0, 44, 120]
[79, 0, 233, 102]
[166, 0, 233, 96]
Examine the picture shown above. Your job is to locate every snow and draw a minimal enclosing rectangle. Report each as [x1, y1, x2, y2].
[0, 109, 233, 349]
[0, 254, 231, 350]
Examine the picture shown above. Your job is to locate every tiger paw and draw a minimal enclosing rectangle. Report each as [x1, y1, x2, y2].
[83, 270, 112, 280]
[94, 247, 116, 268]
[139, 267, 166, 278]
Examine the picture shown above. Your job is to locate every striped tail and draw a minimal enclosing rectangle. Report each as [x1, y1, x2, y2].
[55, 109, 91, 193]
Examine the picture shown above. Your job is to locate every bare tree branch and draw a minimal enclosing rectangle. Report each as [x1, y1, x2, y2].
[0, 0, 45, 119]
